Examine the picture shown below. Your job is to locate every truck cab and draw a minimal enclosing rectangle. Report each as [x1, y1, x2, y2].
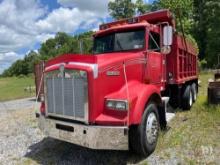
[37, 10, 198, 157]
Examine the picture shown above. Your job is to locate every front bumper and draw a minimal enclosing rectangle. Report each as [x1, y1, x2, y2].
[37, 114, 128, 150]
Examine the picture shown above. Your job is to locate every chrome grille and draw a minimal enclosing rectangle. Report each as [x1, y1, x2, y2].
[45, 70, 88, 122]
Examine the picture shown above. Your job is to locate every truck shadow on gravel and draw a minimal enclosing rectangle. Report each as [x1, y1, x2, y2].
[24, 106, 176, 164]
[25, 137, 145, 165]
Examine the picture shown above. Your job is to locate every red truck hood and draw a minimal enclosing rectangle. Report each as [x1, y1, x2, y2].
[44, 52, 144, 124]
[45, 52, 142, 72]
[45, 54, 97, 67]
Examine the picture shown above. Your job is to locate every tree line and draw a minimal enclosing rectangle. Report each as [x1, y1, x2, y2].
[1, 31, 93, 77]
[2, 0, 220, 77]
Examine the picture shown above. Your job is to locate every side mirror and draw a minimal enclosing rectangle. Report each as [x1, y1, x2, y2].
[163, 26, 173, 46]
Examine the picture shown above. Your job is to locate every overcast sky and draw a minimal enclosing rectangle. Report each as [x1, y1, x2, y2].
[0, 0, 153, 74]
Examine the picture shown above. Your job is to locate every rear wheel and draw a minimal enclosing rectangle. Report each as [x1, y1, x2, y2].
[129, 102, 159, 157]
[182, 85, 193, 110]
[191, 83, 197, 102]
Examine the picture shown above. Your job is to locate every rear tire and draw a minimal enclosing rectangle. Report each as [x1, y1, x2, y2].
[182, 85, 193, 110]
[191, 83, 197, 102]
[129, 102, 159, 157]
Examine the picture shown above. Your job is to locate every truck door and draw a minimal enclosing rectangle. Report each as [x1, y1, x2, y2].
[145, 31, 164, 87]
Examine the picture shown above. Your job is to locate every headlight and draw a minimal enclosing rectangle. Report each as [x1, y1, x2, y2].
[105, 99, 128, 111]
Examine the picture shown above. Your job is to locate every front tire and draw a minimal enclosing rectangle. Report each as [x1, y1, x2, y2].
[129, 103, 159, 157]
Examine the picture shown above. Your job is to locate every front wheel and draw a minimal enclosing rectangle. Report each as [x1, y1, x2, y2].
[129, 103, 159, 157]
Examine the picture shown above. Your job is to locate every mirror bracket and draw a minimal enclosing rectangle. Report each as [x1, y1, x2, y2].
[161, 46, 171, 54]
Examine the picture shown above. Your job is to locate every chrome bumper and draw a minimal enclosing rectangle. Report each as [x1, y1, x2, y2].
[37, 115, 128, 150]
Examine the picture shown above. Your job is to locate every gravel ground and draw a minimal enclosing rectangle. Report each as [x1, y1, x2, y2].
[0, 98, 42, 165]
[0, 98, 178, 165]
[0, 97, 39, 111]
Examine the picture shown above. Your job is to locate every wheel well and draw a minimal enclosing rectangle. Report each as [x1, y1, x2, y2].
[146, 93, 166, 129]
[129, 93, 166, 129]
[184, 79, 198, 88]
[147, 93, 162, 107]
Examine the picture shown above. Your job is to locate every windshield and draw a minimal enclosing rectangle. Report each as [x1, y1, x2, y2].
[93, 29, 145, 54]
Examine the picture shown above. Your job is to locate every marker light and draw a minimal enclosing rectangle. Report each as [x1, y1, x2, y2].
[127, 17, 139, 24]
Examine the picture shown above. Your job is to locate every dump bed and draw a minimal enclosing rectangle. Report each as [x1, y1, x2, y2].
[167, 34, 198, 84]
[99, 9, 175, 30]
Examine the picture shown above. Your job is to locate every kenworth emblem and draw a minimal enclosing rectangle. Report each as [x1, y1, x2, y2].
[106, 71, 120, 76]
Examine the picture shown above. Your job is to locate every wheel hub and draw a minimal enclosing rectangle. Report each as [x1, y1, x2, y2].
[146, 112, 158, 144]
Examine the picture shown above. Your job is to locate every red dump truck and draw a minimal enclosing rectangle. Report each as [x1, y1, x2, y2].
[36, 10, 198, 156]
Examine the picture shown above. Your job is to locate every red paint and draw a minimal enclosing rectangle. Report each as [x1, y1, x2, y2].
[42, 10, 198, 126]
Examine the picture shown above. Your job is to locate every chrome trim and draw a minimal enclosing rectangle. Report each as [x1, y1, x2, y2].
[68, 62, 98, 79]
[72, 76, 75, 117]
[45, 63, 65, 72]
[44, 69, 88, 123]
[45, 62, 98, 79]
[47, 113, 87, 122]
[38, 115, 128, 150]
[61, 77, 65, 115]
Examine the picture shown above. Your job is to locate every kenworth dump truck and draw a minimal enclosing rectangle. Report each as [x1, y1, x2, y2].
[36, 10, 198, 156]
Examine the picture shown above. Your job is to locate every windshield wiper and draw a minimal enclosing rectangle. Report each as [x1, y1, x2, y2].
[116, 40, 123, 50]
[115, 35, 123, 50]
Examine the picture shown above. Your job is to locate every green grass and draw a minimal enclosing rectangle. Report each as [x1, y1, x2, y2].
[0, 76, 35, 101]
[144, 72, 220, 164]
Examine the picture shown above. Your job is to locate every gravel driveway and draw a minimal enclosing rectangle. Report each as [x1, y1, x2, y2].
[0, 97, 176, 165]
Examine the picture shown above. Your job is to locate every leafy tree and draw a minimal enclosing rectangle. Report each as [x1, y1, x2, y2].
[24, 51, 40, 73]
[135, 0, 151, 15]
[39, 31, 94, 61]
[4, 60, 29, 76]
[150, 1, 161, 11]
[199, 59, 207, 70]
[2, 51, 39, 77]
[192, 0, 207, 60]
[108, 0, 153, 20]
[204, 0, 220, 67]
[108, 0, 135, 20]
[154, 0, 194, 34]
[192, 0, 220, 67]
[2, 31, 94, 77]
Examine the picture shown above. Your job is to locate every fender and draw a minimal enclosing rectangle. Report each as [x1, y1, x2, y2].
[129, 83, 161, 125]
[105, 81, 162, 125]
